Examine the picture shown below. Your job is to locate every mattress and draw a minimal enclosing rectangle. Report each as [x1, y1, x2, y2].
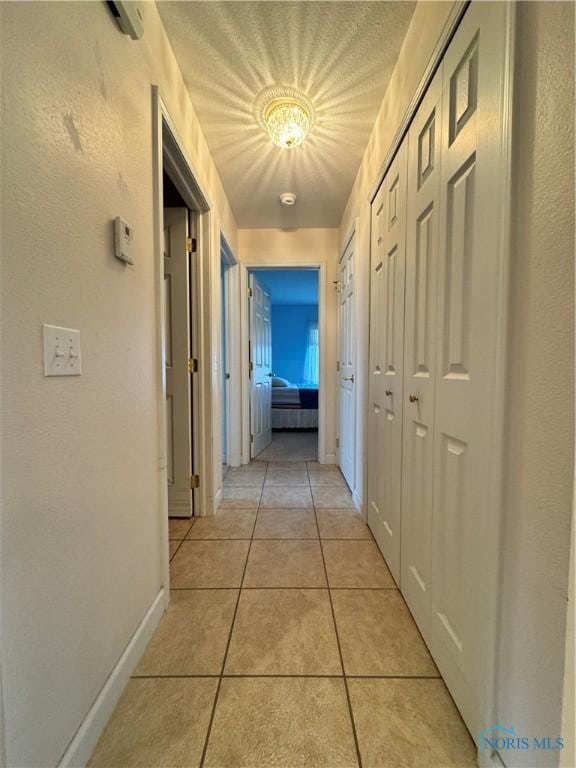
[272, 386, 301, 407]
[272, 386, 319, 409]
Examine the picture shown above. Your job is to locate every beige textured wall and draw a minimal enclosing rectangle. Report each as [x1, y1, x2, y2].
[338, 1, 457, 505]
[0, 2, 236, 765]
[497, 3, 575, 766]
[238, 228, 340, 460]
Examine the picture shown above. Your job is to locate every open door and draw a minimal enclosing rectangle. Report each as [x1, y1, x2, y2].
[249, 273, 272, 457]
[164, 207, 194, 517]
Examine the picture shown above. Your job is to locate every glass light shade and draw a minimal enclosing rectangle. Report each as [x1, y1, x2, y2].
[264, 98, 311, 148]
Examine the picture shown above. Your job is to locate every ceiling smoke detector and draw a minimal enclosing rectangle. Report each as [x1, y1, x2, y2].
[279, 192, 297, 207]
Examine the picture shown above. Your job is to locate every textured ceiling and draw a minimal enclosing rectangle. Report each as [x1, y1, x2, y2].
[158, 1, 416, 228]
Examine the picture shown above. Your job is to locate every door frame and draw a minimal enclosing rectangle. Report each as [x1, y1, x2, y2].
[337, 219, 360, 503]
[240, 262, 327, 465]
[220, 234, 242, 468]
[152, 87, 219, 601]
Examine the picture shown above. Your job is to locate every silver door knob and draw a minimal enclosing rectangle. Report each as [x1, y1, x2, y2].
[409, 394, 419, 403]
[343, 375, 355, 382]
[385, 389, 392, 397]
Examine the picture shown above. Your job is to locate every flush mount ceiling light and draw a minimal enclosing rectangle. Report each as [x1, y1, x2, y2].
[255, 86, 315, 149]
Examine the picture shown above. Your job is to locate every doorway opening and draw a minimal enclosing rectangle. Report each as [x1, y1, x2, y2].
[162, 170, 198, 519]
[248, 268, 320, 462]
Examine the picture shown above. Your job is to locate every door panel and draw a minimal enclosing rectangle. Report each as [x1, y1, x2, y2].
[339, 236, 356, 490]
[164, 207, 193, 518]
[250, 274, 272, 457]
[400, 67, 443, 642]
[367, 140, 408, 582]
[430, 2, 511, 736]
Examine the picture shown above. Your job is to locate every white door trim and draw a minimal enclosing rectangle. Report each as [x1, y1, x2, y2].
[240, 262, 328, 465]
[152, 86, 219, 604]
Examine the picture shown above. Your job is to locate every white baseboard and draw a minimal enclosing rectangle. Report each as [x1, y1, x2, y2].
[214, 487, 223, 511]
[352, 489, 363, 512]
[58, 589, 165, 768]
[323, 452, 338, 465]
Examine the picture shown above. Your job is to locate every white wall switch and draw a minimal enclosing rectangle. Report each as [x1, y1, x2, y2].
[43, 325, 82, 376]
[114, 216, 135, 265]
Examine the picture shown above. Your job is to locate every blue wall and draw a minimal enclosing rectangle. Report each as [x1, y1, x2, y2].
[272, 304, 318, 385]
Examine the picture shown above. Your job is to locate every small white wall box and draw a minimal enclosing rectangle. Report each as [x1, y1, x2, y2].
[43, 325, 82, 377]
[107, 1, 144, 40]
[114, 217, 135, 265]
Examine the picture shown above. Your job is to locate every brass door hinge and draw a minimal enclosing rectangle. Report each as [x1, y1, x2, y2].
[188, 358, 199, 373]
[336, 361, 341, 372]
[190, 474, 200, 489]
[250, 434, 254, 444]
[336, 438, 340, 448]
[248, 287, 253, 297]
[186, 237, 197, 254]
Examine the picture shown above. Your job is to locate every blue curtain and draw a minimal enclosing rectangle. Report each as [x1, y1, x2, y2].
[303, 322, 319, 385]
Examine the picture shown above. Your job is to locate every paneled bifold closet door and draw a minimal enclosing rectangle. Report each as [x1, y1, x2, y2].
[429, 2, 511, 735]
[367, 0, 512, 742]
[368, 141, 408, 583]
[400, 66, 443, 643]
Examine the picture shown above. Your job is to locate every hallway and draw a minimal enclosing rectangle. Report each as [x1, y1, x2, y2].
[253, 430, 318, 462]
[1, 2, 574, 766]
[89, 461, 475, 767]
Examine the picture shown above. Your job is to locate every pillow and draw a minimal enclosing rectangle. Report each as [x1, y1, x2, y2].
[272, 376, 290, 388]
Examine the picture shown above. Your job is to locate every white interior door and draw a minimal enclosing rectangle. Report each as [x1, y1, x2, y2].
[250, 274, 272, 457]
[400, 67, 443, 642]
[367, 140, 408, 583]
[430, 2, 511, 735]
[164, 207, 193, 518]
[338, 236, 356, 490]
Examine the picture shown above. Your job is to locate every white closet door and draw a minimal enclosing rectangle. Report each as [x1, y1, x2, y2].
[430, 2, 512, 735]
[367, 140, 408, 582]
[400, 67, 443, 641]
[250, 274, 272, 457]
[338, 235, 356, 490]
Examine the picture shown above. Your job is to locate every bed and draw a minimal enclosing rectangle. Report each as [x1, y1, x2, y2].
[272, 378, 319, 429]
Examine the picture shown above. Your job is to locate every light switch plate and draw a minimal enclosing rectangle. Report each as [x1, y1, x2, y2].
[43, 324, 82, 376]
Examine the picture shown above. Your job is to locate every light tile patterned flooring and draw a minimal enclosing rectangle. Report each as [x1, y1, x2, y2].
[89, 460, 477, 768]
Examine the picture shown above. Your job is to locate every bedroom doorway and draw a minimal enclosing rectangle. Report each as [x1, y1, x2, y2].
[248, 268, 320, 462]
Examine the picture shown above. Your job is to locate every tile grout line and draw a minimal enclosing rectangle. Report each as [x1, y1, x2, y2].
[132, 673, 442, 680]
[169, 586, 400, 591]
[198, 460, 268, 767]
[309, 463, 364, 768]
[168, 517, 196, 561]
